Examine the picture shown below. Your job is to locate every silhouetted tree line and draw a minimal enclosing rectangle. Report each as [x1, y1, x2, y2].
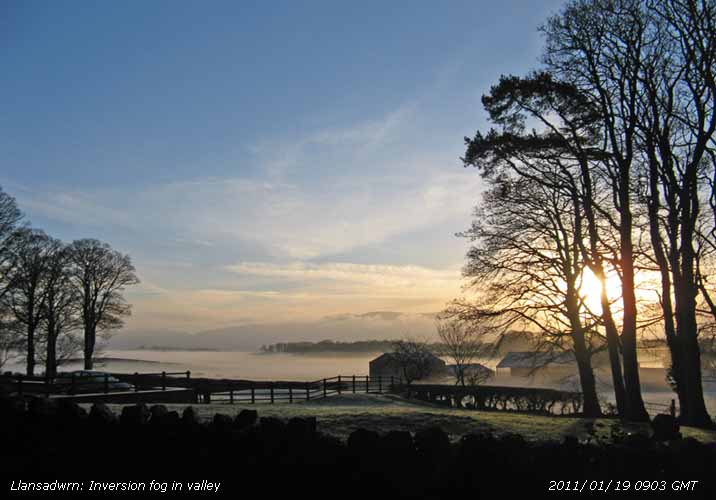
[447, 0, 716, 427]
[0, 186, 139, 376]
[260, 339, 399, 354]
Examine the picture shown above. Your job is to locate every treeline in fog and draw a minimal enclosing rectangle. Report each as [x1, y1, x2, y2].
[0, 186, 139, 377]
[260, 339, 399, 354]
[259, 331, 529, 356]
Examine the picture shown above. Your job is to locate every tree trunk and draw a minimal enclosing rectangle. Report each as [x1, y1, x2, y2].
[677, 232, 713, 427]
[663, 249, 689, 421]
[621, 288, 649, 421]
[597, 272, 627, 416]
[667, 337, 689, 422]
[619, 205, 649, 422]
[84, 325, 95, 370]
[681, 334, 711, 427]
[566, 288, 602, 418]
[578, 159, 627, 417]
[644, 146, 689, 421]
[45, 327, 57, 378]
[573, 342, 601, 418]
[26, 322, 35, 376]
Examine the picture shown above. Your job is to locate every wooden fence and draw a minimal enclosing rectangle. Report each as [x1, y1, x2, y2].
[0, 372, 401, 404]
[0, 371, 191, 397]
[0, 372, 682, 416]
[178, 375, 403, 403]
[643, 399, 678, 417]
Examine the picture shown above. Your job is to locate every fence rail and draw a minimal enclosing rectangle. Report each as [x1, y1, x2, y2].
[0, 372, 682, 417]
[184, 374, 403, 403]
[0, 371, 192, 397]
[0, 372, 401, 403]
[643, 400, 678, 417]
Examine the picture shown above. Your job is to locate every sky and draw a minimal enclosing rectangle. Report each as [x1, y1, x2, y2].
[0, 0, 565, 335]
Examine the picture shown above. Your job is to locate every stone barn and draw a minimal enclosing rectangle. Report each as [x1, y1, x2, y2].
[369, 352, 446, 381]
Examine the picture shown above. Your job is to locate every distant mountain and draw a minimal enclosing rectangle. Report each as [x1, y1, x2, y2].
[109, 311, 439, 351]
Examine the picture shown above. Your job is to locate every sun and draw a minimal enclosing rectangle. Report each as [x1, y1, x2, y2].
[579, 268, 621, 313]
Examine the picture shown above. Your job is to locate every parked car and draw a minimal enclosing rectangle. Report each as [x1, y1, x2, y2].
[54, 371, 134, 394]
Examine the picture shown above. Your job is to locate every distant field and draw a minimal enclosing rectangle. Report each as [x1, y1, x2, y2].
[98, 393, 716, 444]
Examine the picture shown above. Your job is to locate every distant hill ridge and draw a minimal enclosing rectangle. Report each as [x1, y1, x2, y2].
[109, 311, 439, 351]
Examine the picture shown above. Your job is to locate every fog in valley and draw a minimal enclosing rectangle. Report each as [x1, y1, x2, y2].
[108, 311, 439, 351]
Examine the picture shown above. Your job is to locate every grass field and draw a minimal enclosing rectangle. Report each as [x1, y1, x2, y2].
[99, 393, 716, 444]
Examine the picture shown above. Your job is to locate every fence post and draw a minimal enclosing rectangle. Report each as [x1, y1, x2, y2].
[162, 371, 166, 391]
[352, 375, 356, 393]
[338, 375, 342, 395]
[365, 375, 369, 393]
[251, 386, 255, 404]
[134, 372, 140, 392]
[323, 378, 327, 398]
[378, 376, 382, 393]
[289, 386, 293, 403]
[186, 370, 191, 381]
[70, 372, 75, 395]
[390, 375, 394, 391]
[670, 399, 676, 418]
[270, 382, 275, 404]
[104, 373, 109, 394]
[305, 382, 310, 401]
[229, 386, 234, 404]
[17, 374, 23, 396]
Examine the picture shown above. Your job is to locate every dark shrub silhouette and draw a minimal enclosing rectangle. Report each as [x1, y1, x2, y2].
[1, 396, 715, 499]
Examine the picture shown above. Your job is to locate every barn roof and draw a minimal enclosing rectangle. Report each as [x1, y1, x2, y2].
[369, 352, 444, 366]
[369, 352, 395, 365]
[496, 351, 576, 369]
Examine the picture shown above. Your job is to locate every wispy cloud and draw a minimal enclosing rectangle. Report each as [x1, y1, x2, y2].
[308, 106, 414, 148]
[124, 261, 462, 332]
[8, 99, 481, 332]
[227, 261, 460, 292]
[15, 165, 479, 262]
[250, 105, 416, 180]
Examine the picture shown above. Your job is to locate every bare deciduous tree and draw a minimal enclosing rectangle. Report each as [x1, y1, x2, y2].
[463, 71, 631, 416]
[0, 188, 139, 376]
[6, 228, 53, 376]
[0, 321, 21, 371]
[641, 0, 716, 428]
[463, 364, 492, 387]
[40, 240, 81, 377]
[0, 187, 23, 297]
[541, 0, 652, 422]
[437, 320, 488, 387]
[68, 239, 139, 370]
[391, 339, 435, 385]
[448, 169, 604, 417]
[0, 187, 23, 371]
[539, 0, 716, 427]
